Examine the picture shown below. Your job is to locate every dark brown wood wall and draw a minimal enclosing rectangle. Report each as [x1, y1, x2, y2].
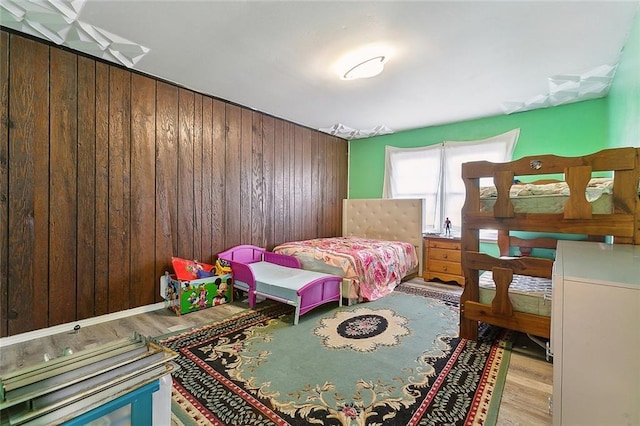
[0, 30, 348, 337]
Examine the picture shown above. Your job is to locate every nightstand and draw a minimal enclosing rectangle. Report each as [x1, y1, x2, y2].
[422, 235, 465, 286]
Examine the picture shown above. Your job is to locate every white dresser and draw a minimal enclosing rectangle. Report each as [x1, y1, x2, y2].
[551, 240, 640, 426]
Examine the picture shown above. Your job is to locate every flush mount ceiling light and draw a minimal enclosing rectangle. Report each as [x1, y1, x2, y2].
[335, 43, 393, 81]
[342, 55, 387, 80]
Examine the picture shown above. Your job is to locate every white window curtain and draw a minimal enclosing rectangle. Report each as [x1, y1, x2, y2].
[383, 143, 443, 229]
[383, 129, 519, 235]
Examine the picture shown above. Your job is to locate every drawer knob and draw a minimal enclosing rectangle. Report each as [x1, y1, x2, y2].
[442, 254, 448, 259]
[442, 266, 447, 271]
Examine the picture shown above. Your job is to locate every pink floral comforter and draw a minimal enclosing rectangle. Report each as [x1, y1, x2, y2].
[272, 237, 418, 301]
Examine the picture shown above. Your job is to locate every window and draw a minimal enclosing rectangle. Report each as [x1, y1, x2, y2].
[382, 129, 519, 236]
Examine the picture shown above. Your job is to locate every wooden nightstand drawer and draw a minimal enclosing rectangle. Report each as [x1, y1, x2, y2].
[429, 247, 461, 262]
[423, 235, 464, 286]
[428, 239, 461, 251]
[428, 259, 462, 275]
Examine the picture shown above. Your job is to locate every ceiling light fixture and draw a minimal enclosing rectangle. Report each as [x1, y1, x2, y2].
[334, 43, 393, 81]
[342, 55, 386, 80]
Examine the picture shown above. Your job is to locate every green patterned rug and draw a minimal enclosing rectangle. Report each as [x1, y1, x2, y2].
[160, 285, 511, 425]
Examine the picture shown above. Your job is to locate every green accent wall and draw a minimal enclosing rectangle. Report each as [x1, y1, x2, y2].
[608, 6, 640, 148]
[349, 6, 639, 197]
[347, 8, 640, 255]
[349, 99, 608, 198]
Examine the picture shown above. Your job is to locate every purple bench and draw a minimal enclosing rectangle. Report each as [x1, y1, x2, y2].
[218, 245, 343, 325]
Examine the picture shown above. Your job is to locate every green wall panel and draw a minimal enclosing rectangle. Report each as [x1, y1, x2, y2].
[349, 99, 608, 198]
[608, 7, 640, 148]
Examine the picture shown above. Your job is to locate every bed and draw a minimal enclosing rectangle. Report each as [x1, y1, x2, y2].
[478, 230, 557, 319]
[460, 147, 640, 341]
[272, 198, 424, 303]
[479, 177, 620, 214]
[217, 245, 343, 325]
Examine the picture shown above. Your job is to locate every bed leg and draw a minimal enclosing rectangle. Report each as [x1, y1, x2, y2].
[459, 316, 478, 341]
[248, 291, 257, 308]
[294, 304, 300, 325]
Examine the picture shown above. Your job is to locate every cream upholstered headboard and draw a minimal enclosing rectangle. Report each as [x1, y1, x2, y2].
[342, 198, 425, 274]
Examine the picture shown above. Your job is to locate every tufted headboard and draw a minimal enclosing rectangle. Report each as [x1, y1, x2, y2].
[342, 198, 425, 274]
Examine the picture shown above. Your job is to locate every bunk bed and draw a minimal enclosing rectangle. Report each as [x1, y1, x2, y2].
[460, 147, 640, 341]
[476, 230, 558, 323]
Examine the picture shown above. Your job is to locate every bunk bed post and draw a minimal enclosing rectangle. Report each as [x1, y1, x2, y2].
[630, 148, 640, 245]
[497, 230, 511, 256]
[564, 165, 592, 219]
[490, 267, 514, 316]
[460, 168, 480, 340]
[610, 148, 640, 244]
[636, 152, 640, 246]
[493, 170, 515, 218]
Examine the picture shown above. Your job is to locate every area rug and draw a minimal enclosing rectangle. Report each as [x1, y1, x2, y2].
[159, 285, 511, 426]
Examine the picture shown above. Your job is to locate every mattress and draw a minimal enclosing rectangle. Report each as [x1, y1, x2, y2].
[479, 177, 614, 214]
[272, 237, 418, 301]
[478, 270, 552, 317]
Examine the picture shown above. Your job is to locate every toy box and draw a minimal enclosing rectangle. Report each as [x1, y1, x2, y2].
[160, 272, 233, 316]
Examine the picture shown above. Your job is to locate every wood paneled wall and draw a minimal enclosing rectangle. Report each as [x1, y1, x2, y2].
[0, 30, 348, 337]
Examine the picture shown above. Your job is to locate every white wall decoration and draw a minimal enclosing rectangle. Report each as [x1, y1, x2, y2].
[502, 64, 617, 114]
[319, 123, 394, 140]
[0, 0, 149, 68]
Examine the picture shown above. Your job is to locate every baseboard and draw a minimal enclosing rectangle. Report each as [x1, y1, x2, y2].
[0, 302, 166, 348]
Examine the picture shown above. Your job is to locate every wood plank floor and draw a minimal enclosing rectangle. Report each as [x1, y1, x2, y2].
[0, 280, 553, 425]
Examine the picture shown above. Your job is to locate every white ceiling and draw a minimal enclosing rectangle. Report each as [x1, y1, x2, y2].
[2, 0, 639, 138]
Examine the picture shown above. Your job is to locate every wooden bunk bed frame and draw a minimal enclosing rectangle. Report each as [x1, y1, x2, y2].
[460, 147, 640, 341]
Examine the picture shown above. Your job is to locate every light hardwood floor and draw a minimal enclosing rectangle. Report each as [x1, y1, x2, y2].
[0, 280, 553, 425]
